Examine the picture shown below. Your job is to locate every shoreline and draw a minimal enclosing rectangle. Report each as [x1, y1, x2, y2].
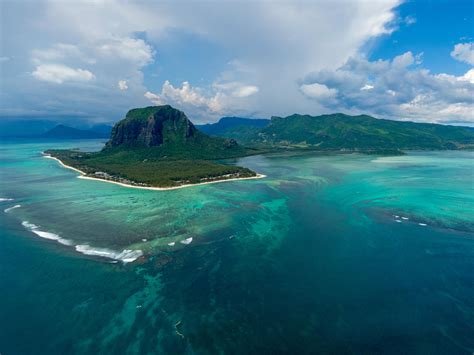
[43, 153, 266, 191]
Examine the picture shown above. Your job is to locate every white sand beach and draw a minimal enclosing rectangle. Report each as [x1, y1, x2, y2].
[43, 153, 266, 191]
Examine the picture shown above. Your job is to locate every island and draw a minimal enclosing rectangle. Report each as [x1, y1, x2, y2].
[42, 124, 110, 139]
[45, 105, 474, 189]
[45, 105, 263, 189]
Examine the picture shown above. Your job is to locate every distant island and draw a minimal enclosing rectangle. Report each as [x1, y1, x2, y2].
[0, 119, 112, 139]
[42, 124, 110, 139]
[45, 105, 474, 189]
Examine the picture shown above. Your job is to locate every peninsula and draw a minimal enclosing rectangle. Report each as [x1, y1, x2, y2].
[45, 105, 261, 189]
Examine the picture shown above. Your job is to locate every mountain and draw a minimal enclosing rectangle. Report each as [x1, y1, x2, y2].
[0, 119, 58, 137]
[104, 105, 250, 159]
[196, 117, 270, 136]
[42, 125, 109, 139]
[88, 124, 113, 137]
[46, 106, 257, 188]
[221, 113, 474, 151]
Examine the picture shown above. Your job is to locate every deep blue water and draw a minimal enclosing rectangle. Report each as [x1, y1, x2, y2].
[1, 139, 473, 354]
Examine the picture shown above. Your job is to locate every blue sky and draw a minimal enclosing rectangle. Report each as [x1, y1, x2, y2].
[370, 0, 473, 75]
[0, 0, 473, 125]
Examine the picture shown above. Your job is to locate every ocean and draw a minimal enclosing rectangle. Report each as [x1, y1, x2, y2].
[1, 139, 473, 354]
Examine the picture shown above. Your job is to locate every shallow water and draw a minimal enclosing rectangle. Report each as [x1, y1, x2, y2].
[1, 139, 473, 354]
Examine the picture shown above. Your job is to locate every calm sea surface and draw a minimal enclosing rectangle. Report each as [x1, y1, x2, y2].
[1, 139, 473, 354]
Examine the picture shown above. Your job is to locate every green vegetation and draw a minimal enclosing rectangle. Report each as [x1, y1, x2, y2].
[207, 113, 474, 152]
[46, 106, 258, 188]
[46, 149, 255, 187]
[46, 106, 474, 188]
[196, 117, 269, 137]
[104, 105, 252, 159]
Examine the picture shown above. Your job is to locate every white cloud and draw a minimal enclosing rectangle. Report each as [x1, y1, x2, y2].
[162, 81, 217, 109]
[392, 51, 422, 68]
[144, 91, 164, 105]
[300, 83, 337, 100]
[451, 42, 474, 65]
[96, 37, 154, 67]
[32, 43, 87, 64]
[23, 36, 155, 118]
[232, 85, 259, 98]
[302, 52, 474, 124]
[212, 81, 259, 98]
[144, 80, 260, 120]
[32, 64, 95, 84]
[459, 69, 474, 84]
[118, 80, 128, 90]
[1, 0, 404, 122]
[436, 68, 474, 84]
[145, 81, 223, 113]
[361, 84, 374, 91]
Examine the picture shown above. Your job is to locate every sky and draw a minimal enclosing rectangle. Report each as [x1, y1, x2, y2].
[0, 0, 473, 125]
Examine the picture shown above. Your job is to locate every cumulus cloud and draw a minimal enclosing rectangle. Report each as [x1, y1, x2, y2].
[118, 80, 128, 91]
[162, 81, 221, 111]
[96, 37, 154, 67]
[459, 69, 474, 84]
[3, 0, 470, 125]
[144, 80, 260, 121]
[301, 52, 474, 124]
[24, 36, 154, 119]
[360, 84, 374, 91]
[1, 0, 401, 122]
[450, 42, 474, 65]
[32, 64, 95, 84]
[32, 43, 90, 64]
[300, 83, 337, 100]
[145, 81, 223, 114]
[231, 85, 259, 98]
[144, 91, 164, 105]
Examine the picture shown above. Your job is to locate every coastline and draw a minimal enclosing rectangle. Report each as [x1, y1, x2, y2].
[43, 153, 266, 191]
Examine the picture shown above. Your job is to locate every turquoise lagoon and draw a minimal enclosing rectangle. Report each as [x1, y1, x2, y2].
[1, 139, 473, 354]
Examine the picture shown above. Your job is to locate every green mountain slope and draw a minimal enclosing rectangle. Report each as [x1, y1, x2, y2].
[196, 117, 269, 135]
[104, 105, 251, 159]
[225, 113, 474, 151]
[46, 106, 258, 187]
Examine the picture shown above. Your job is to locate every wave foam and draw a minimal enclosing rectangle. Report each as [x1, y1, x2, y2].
[75, 245, 143, 263]
[22, 220, 73, 245]
[4, 204, 21, 212]
[180, 237, 193, 245]
[0, 198, 14, 202]
[21, 220, 142, 263]
[167, 242, 175, 246]
[22, 221, 39, 229]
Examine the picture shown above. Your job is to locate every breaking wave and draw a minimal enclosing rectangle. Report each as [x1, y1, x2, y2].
[20, 220, 143, 263]
[22, 220, 73, 246]
[4, 204, 21, 213]
[75, 245, 143, 263]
